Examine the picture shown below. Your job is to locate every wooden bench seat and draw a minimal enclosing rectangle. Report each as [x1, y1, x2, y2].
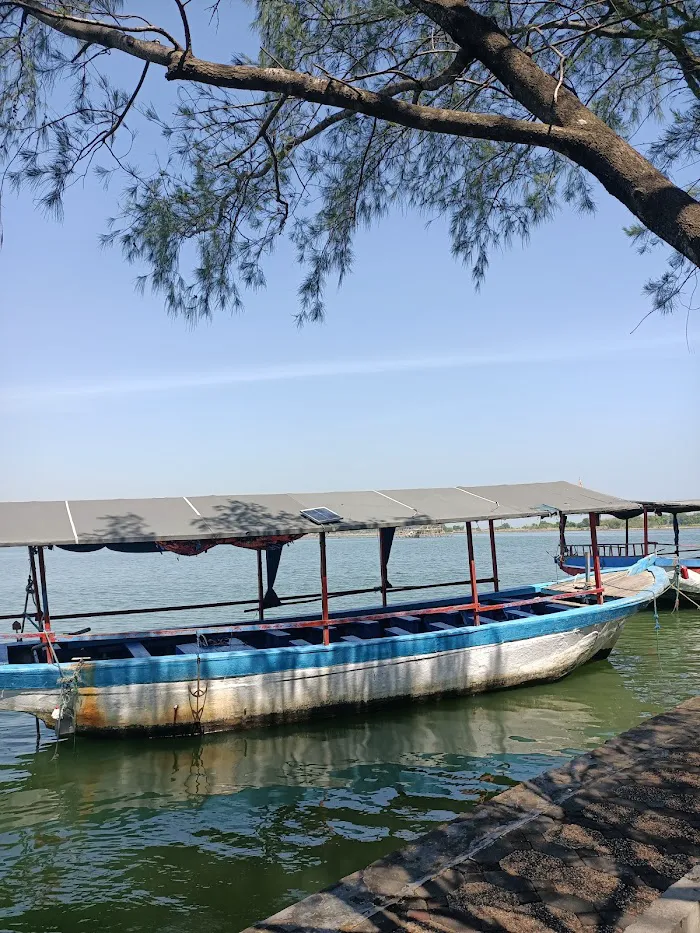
[176, 642, 202, 654]
[0, 644, 8, 664]
[290, 638, 314, 647]
[348, 620, 381, 638]
[427, 620, 458, 632]
[392, 614, 422, 633]
[125, 640, 150, 658]
[265, 630, 291, 648]
[175, 638, 251, 655]
[341, 634, 363, 643]
[385, 626, 413, 638]
[226, 637, 250, 651]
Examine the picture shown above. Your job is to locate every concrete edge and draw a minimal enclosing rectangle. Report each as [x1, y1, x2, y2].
[240, 696, 700, 932]
[625, 865, 700, 933]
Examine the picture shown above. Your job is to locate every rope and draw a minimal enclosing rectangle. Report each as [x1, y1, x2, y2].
[653, 592, 663, 668]
[671, 557, 681, 613]
[669, 557, 700, 611]
[188, 634, 208, 731]
[16, 557, 42, 633]
[51, 659, 85, 756]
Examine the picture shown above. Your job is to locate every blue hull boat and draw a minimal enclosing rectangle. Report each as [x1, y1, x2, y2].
[0, 563, 668, 737]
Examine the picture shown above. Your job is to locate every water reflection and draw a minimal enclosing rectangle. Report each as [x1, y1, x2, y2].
[1, 610, 699, 932]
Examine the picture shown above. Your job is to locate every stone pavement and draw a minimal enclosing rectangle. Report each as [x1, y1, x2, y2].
[242, 697, 700, 933]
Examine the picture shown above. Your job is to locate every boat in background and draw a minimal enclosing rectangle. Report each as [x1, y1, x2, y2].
[0, 481, 673, 737]
[556, 498, 700, 606]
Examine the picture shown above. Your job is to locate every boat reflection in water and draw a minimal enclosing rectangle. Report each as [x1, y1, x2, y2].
[2, 621, 697, 933]
[6, 659, 647, 818]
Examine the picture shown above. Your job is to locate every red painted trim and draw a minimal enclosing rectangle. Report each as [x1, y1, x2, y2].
[320, 532, 330, 645]
[2, 588, 604, 644]
[488, 520, 499, 592]
[466, 523, 480, 625]
[588, 513, 604, 605]
[643, 508, 649, 556]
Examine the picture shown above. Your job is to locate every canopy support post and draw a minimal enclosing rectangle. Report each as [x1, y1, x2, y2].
[36, 546, 53, 662]
[488, 520, 499, 592]
[558, 513, 567, 562]
[643, 507, 649, 556]
[320, 532, 330, 646]
[256, 549, 264, 621]
[625, 519, 629, 556]
[589, 513, 604, 604]
[673, 512, 680, 557]
[36, 547, 52, 633]
[466, 522, 480, 625]
[379, 531, 388, 607]
[28, 547, 42, 629]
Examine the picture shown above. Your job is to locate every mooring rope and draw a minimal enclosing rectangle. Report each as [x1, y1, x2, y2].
[668, 556, 700, 612]
[188, 634, 208, 731]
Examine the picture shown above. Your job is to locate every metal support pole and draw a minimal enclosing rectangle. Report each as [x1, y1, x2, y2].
[589, 513, 604, 604]
[558, 513, 567, 561]
[625, 519, 629, 556]
[36, 546, 53, 663]
[256, 549, 265, 621]
[36, 547, 51, 633]
[320, 532, 330, 645]
[379, 531, 388, 607]
[643, 507, 649, 556]
[673, 512, 680, 558]
[466, 522, 480, 625]
[28, 547, 42, 629]
[488, 520, 499, 592]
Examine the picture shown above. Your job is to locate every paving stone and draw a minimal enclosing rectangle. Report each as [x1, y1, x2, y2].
[403, 908, 482, 932]
[576, 910, 605, 928]
[483, 869, 539, 896]
[241, 698, 700, 933]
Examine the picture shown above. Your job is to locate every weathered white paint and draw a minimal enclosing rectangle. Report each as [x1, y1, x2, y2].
[0, 614, 625, 735]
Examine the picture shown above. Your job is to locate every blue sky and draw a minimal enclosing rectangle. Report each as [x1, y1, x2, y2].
[1, 5, 698, 503]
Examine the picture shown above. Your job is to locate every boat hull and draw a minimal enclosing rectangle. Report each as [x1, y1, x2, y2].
[0, 609, 630, 736]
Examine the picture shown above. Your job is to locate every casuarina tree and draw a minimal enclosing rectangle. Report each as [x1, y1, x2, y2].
[2, 1, 700, 320]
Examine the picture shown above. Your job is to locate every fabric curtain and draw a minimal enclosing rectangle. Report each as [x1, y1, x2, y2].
[558, 513, 567, 556]
[673, 512, 680, 555]
[379, 527, 396, 588]
[263, 545, 285, 608]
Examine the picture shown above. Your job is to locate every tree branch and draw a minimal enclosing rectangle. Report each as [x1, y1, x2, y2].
[4, 1, 578, 149]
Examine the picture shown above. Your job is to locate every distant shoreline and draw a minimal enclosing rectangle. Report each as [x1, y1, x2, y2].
[337, 523, 700, 539]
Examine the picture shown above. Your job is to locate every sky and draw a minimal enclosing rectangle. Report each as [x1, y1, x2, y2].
[1, 5, 698, 504]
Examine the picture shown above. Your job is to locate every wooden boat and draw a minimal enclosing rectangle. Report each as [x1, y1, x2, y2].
[0, 482, 671, 738]
[556, 499, 700, 606]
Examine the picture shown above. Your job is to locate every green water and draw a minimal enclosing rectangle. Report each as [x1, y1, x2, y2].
[1, 531, 699, 932]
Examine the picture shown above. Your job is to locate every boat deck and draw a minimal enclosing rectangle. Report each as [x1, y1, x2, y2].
[0, 572, 654, 667]
[549, 569, 658, 601]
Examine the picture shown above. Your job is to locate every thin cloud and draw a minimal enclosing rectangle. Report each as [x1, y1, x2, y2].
[0, 333, 687, 411]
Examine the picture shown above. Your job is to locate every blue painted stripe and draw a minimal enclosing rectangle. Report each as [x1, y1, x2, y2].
[564, 556, 700, 571]
[0, 575, 665, 692]
[0, 566, 667, 692]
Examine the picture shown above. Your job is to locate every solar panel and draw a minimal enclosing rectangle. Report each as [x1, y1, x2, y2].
[300, 507, 343, 525]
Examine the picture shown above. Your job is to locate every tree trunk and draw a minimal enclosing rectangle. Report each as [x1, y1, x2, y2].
[413, 0, 700, 265]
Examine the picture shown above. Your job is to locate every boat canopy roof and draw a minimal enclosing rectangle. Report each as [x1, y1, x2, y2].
[640, 499, 700, 514]
[0, 481, 645, 548]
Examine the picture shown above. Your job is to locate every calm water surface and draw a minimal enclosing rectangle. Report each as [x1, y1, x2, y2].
[0, 531, 699, 932]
